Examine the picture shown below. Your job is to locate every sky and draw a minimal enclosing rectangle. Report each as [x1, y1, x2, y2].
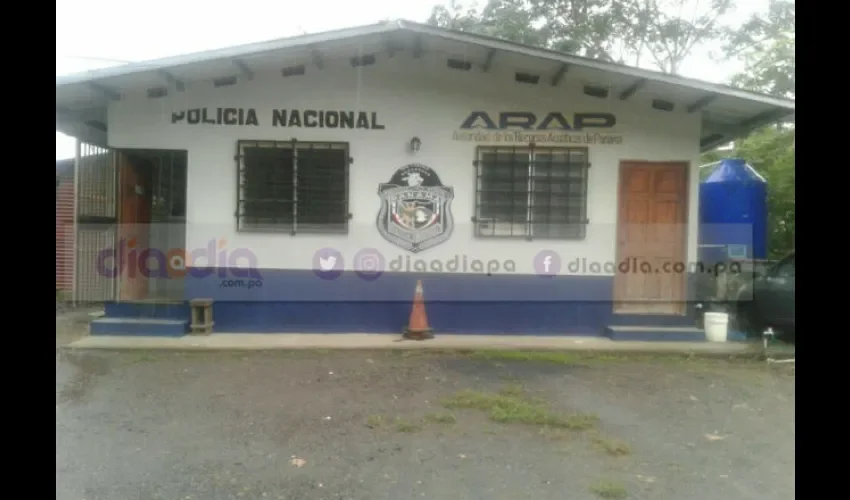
[56, 0, 767, 159]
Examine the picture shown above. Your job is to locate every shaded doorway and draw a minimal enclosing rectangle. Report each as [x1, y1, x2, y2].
[115, 149, 187, 302]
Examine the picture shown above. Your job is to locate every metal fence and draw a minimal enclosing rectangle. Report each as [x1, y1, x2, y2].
[73, 142, 117, 304]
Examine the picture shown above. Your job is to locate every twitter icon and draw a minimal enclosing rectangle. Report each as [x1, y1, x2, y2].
[313, 248, 344, 280]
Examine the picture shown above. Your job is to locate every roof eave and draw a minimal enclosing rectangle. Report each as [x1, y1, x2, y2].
[699, 109, 795, 152]
[395, 20, 794, 111]
[55, 20, 401, 87]
[56, 19, 795, 113]
[57, 19, 794, 153]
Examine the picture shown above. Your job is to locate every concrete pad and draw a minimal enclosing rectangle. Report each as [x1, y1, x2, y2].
[66, 333, 767, 356]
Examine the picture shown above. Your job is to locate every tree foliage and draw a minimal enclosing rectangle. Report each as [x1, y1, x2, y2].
[717, 0, 795, 257]
[427, 0, 733, 74]
[725, 0, 795, 99]
[736, 128, 795, 259]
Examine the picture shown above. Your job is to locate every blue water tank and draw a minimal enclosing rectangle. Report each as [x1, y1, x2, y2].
[699, 158, 768, 262]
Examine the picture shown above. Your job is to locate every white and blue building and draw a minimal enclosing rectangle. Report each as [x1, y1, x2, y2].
[55, 20, 795, 339]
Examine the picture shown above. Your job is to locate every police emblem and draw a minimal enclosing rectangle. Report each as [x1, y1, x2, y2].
[376, 164, 454, 253]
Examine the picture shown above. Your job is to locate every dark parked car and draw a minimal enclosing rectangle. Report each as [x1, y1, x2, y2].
[736, 251, 795, 342]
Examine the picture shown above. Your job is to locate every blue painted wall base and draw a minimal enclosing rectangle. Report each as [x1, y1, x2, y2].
[104, 301, 189, 320]
[98, 269, 702, 338]
[91, 318, 188, 337]
[203, 301, 612, 334]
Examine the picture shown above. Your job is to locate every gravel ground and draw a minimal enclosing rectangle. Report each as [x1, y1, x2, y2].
[56, 345, 794, 500]
[56, 305, 101, 348]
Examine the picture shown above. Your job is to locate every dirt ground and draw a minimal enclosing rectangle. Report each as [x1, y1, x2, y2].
[56, 327, 795, 500]
[56, 304, 100, 348]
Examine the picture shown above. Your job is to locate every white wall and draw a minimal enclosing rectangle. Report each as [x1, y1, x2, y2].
[108, 55, 702, 275]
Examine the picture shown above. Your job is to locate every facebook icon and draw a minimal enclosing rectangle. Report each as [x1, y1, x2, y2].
[534, 250, 562, 277]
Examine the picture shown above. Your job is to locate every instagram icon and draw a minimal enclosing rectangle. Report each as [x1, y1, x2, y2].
[353, 248, 386, 281]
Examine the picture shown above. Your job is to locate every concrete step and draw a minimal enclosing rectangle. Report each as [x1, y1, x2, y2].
[104, 301, 190, 320]
[604, 325, 706, 342]
[607, 314, 695, 327]
[90, 318, 188, 337]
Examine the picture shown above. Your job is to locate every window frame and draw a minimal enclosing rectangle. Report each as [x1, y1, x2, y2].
[472, 145, 590, 241]
[235, 139, 351, 235]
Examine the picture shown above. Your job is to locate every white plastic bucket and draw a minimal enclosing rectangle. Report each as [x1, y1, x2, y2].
[704, 312, 729, 342]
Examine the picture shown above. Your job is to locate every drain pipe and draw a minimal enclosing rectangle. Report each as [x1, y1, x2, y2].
[762, 327, 774, 350]
[762, 327, 795, 363]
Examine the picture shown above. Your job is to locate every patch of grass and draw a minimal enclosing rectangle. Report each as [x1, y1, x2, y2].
[442, 387, 597, 430]
[468, 349, 767, 367]
[397, 348, 471, 358]
[498, 383, 526, 398]
[366, 414, 385, 429]
[589, 480, 628, 499]
[395, 419, 422, 433]
[469, 350, 589, 365]
[424, 412, 457, 424]
[368, 415, 428, 432]
[592, 436, 631, 456]
[538, 427, 573, 441]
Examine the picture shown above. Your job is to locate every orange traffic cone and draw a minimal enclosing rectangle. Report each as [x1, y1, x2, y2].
[403, 280, 433, 340]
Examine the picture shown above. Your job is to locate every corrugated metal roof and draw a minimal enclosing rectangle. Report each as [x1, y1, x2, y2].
[56, 19, 794, 151]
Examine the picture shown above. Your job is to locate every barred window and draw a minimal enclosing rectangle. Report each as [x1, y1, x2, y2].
[474, 146, 589, 239]
[236, 140, 349, 233]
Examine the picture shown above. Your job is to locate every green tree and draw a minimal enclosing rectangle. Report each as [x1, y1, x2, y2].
[724, 0, 795, 98]
[427, 0, 732, 73]
[713, 0, 795, 257]
[730, 129, 795, 259]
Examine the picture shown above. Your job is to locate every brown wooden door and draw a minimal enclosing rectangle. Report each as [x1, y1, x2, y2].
[614, 161, 688, 315]
[117, 153, 152, 301]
